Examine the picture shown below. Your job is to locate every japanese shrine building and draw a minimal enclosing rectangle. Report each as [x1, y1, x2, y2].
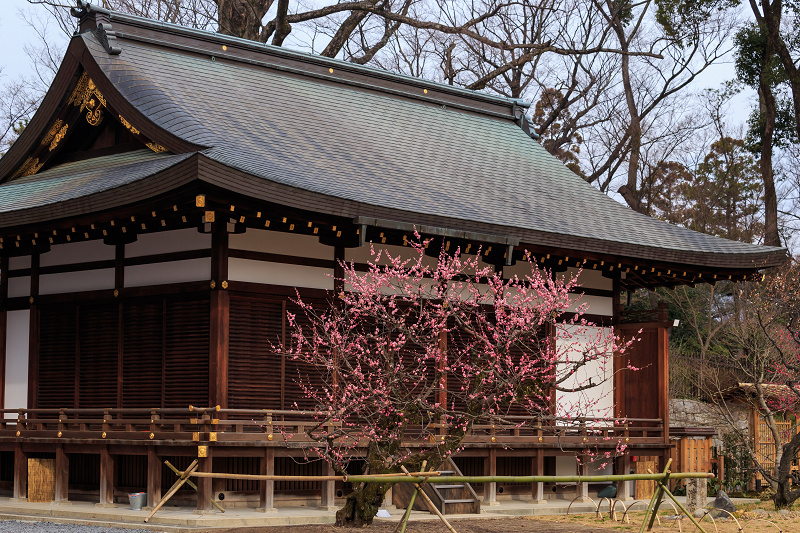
[0, 2, 786, 511]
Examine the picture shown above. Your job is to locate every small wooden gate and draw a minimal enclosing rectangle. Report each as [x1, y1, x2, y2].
[669, 427, 715, 490]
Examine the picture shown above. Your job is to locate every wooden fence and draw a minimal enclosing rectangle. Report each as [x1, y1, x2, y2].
[668, 427, 716, 490]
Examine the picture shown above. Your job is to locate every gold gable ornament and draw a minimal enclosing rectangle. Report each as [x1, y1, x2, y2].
[67, 72, 107, 126]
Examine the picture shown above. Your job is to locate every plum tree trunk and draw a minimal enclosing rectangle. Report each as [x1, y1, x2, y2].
[335, 480, 391, 527]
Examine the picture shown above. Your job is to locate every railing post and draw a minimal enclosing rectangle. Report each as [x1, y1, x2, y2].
[320, 461, 337, 510]
[258, 447, 276, 513]
[531, 450, 545, 504]
[98, 445, 115, 507]
[147, 447, 161, 508]
[619, 453, 633, 500]
[196, 445, 213, 512]
[576, 456, 590, 502]
[484, 447, 497, 505]
[12, 442, 27, 501]
[55, 444, 69, 503]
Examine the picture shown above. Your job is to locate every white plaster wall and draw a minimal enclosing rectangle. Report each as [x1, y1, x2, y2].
[40, 269, 115, 295]
[568, 295, 613, 317]
[126, 258, 211, 287]
[503, 262, 613, 291]
[126, 228, 211, 258]
[346, 243, 440, 270]
[554, 324, 614, 420]
[229, 258, 333, 290]
[9, 256, 31, 270]
[230, 229, 333, 259]
[41, 240, 114, 266]
[8, 276, 30, 298]
[4, 310, 29, 412]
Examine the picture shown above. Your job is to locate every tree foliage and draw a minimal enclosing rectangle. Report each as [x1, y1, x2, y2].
[286, 240, 625, 525]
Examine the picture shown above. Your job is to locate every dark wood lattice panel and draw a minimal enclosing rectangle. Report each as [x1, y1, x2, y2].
[78, 303, 119, 408]
[37, 304, 77, 408]
[164, 296, 209, 408]
[228, 296, 284, 410]
[122, 301, 164, 409]
[283, 298, 327, 411]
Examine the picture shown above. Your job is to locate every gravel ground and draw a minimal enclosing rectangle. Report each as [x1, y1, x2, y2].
[0, 522, 145, 532]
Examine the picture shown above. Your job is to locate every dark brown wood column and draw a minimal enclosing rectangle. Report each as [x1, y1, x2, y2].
[209, 227, 229, 409]
[99, 446, 115, 506]
[483, 448, 496, 504]
[531, 452, 544, 503]
[259, 447, 275, 512]
[0, 256, 8, 410]
[26, 253, 39, 409]
[55, 444, 69, 503]
[13, 442, 26, 500]
[196, 448, 213, 511]
[147, 447, 161, 508]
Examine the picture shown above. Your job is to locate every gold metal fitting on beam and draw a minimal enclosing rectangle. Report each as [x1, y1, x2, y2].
[150, 432, 155, 440]
[102, 432, 107, 438]
[210, 432, 218, 442]
[267, 434, 273, 441]
[57, 431, 62, 437]
[198, 445, 208, 457]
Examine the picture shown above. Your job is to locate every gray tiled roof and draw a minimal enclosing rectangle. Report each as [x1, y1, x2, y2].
[0, 10, 786, 270]
[0, 150, 191, 212]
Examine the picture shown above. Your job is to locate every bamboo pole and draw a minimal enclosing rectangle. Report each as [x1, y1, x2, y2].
[644, 462, 670, 532]
[395, 461, 426, 533]
[145, 460, 199, 523]
[187, 472, 714, 483]
[164, 460, 225, 513]
[400, 465, 457, 533]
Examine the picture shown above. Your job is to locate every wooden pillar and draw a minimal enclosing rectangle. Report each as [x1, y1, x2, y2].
[196, 449, 213, 511]
[55, 445, 69, 503]
[13, 442, 26, 500]
[0, 256, 8, 410]
[209, 228, 229, 409]
[26, 253, 39, 410]
[147, 447, 161, 508]
[576, 458, 590, 501]
[658, 325, 669, 445]
[259, 447, 276, 512]
[618, 454, 633, 500]
[483, 448, 497, 505]
[321, 461, 336, 509]
[334, 245, 345, 294]
[98, 446, 114, 506]
[531, 452, 545, 504]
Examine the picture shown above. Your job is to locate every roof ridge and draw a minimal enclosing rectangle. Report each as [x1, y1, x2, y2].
[72, 1, 531, 114]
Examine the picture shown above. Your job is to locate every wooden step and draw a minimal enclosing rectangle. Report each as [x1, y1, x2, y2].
[443, 499, 475, 504]
[433, 484, 464, 489]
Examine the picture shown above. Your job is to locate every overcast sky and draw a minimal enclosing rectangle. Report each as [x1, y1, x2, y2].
[0, 0, 752, 138]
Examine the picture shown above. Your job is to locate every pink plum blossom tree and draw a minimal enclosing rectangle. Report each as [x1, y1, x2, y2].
[286, 238, 628, 526]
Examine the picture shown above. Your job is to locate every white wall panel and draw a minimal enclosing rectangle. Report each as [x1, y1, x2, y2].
[229, 258, 333, 290]
[554, 325, 614, 421]
[126, 229, 211, 258]
[230, 229, 332, 259]
[126, 258, 211, 287]
[9, 256, 31, 270]
[5, 310, 29, 411]
[41, 240, 114, 267]
[40, 269, 115, 295]
[8, 276, 30, 298]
